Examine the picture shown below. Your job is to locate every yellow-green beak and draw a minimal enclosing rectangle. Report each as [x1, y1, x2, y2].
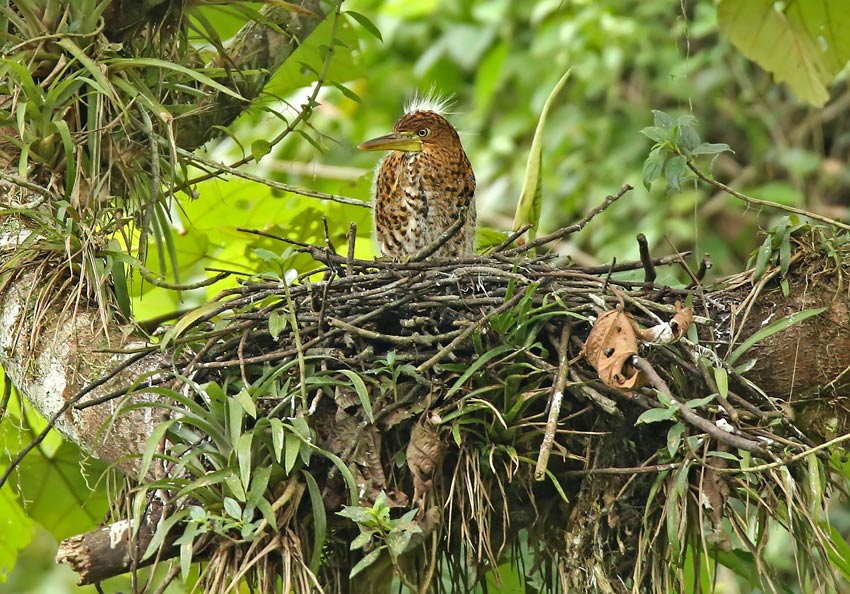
[357, 132, 422, 152]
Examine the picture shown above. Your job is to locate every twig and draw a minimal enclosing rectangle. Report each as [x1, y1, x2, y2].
[186, 4, 344, 186]
[328, 318, 463, 346]
[417, 289, 533, 374]
[562, 462, 683, 477]
[180, 150, 369, 208]
[688, 162, 850, 232]
[492, 223, 533, 253]
[0, 171, 54, 207]
[504, 184, 633, 256]
[631, 356, 767, 455]
[535, 324, 571, 480]
[346, 222, 356, 278]
[636, 233, 656, 283]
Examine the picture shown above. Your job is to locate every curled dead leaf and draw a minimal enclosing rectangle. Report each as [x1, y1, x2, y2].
[670, 300, 693, 340]
[407, 421, 447, 511]
[636, 300, 694, 344]
[583, 308, 646, 391]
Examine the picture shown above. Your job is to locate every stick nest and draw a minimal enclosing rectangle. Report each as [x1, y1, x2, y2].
[106, 204, 841, 594]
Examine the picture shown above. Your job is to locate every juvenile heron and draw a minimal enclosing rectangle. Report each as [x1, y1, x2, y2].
[358, 97, 476, 259]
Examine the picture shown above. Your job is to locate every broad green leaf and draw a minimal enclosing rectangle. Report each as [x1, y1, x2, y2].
[684, 393, 716, 409]
[247, 466, 271, 507]
[0, 484, 35, 582]
[223, 497, 241, 520]
[752, 236, 773, 282]
[270, 418, 285, 464]
[512, 68, 572, 238]
[718, 0, 850, 106]
[140, 419, 176, 481]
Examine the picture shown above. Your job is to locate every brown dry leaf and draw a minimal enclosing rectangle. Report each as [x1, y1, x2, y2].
[407, 421, 447, 511]
[635, 300, 694, 344]
[583, 308, 646, 391]
[670, 300, 693, 340]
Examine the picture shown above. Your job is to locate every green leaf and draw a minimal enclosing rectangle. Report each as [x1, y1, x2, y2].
[444, 344, 513, 399]
[345, 10, 383, 41]
[684, 393, 716, 409]
[268, 311, 288, 341]
[728, 307, 827, 365]
[107, 57, 246, 101]
[350, 547, 382, 578]
[339, 370, 374, 423]
[140, 419, 176, 480]
[350, 530, 372, 550]
[223, 497, 241, 520]
[236, 432, 253, 491]
[691, 142, 731, 156]
[331, 81, 361, 103]
[752, 236, 773, 281]
[718, 0, 850, 107]
[0, 484, 36, 582]
[302, 470, 326, 574]
[247, 466, 271, 507]
[652, 109, 675, 129]
[667, 423, 685, 457]
[512, 67, 572, 239]
[251, 139, 271, 161]
[714, 366, 729, 399]
[642, 147, 665, 191]
[676, 122, 701, 153]
[270, 418, 285, 464]
[385, 530, 412, 558]
[142, 508, 190, 561]
[635, 407, 677, 425]
[640, 126, 668, 143]
[233, 389, 257, 419]
[284, 431, 301, 475]
[663, 154, 688, 192]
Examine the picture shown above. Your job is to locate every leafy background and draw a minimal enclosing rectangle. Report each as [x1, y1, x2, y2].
[2, 0, 850, 592]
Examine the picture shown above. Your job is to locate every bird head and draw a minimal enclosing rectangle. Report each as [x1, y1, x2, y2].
[358, 111, 463, 154]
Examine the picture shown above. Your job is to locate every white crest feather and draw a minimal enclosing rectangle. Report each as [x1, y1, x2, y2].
[404, 88, 453, 115]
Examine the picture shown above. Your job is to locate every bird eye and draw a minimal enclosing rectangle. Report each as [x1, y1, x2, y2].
[417, 128, 429, 137]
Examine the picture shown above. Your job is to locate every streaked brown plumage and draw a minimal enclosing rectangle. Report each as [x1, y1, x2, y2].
[358, 105, 476, 259]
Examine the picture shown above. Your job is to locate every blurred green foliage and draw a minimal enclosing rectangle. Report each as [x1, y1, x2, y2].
[309, 0, 848, 274]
